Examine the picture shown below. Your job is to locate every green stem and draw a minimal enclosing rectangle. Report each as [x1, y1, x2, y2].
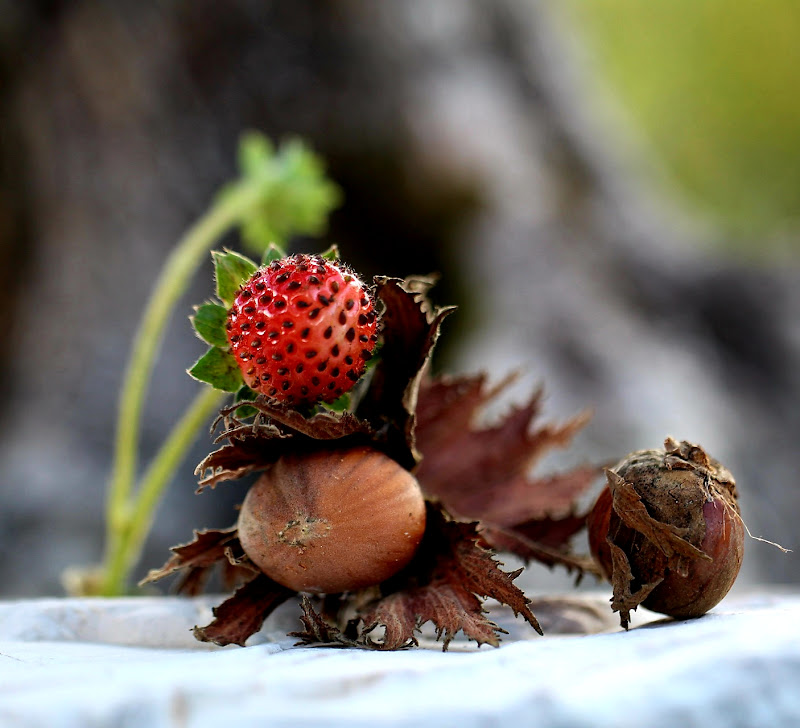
[102, 181, 260, 595]
[101, 386, 225, 596]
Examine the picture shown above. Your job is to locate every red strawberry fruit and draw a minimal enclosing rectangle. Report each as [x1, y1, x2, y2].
[226, 254, 378, 404]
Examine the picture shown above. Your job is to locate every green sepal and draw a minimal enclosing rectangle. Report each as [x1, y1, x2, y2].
[213, 249, 258, 307]
[235, 384, 258, 404]
[191, 302, 229, 348]
[323, 391, 352, 413]
[261, 242, 287, 266]
[233, 384, 259, 418]
[362, 340, 383, 374]
[319, 244, 340, 261]
[187, 347, 243, 393]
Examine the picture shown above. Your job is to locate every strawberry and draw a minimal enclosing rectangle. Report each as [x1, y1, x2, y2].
[226, 254, 378, 404]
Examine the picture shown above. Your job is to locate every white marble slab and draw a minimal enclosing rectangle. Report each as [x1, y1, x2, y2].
[1, 593, 799, 727]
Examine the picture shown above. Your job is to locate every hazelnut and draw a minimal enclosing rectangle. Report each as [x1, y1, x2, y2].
[238, 446, 427, 593]
[588, 438, 744, 624]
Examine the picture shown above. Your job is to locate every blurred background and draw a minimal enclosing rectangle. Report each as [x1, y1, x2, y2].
[1, 0, 798, 597]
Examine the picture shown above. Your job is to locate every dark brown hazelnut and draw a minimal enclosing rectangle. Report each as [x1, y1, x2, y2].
[588, 438, 744, 626]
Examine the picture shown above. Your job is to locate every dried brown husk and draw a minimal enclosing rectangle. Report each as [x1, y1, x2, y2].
[414, 374, 601, 575]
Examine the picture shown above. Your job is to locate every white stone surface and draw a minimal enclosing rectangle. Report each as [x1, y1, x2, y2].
[1, 593, 799, 727]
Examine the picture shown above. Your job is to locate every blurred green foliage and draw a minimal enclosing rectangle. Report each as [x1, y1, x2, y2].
[557, 0, 800, 250]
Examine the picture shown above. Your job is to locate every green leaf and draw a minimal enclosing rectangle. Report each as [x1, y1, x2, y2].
[213, 249, 258, 307]
[261, 242, 287, 266]
[238, 132, 275, 178]
[363, 340, 382, 373]
[191, 302, 229, 348]
[319, 244, 340, 261]
[323, 392, 352, 413]
[234, 384, 259, 418]
[235, 384, 258, 402]
[237, 135, 342, 254]
[188, 347, 243, 392]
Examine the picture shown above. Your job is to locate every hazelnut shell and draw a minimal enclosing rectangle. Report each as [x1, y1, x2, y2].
[238, 446, 427, 593]
[588, 439, 744, 621]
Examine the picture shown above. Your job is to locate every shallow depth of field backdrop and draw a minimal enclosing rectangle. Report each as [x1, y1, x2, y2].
[0, 0, 798, 596]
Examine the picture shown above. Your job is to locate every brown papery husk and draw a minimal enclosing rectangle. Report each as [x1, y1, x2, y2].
[592, 438, 744, 625]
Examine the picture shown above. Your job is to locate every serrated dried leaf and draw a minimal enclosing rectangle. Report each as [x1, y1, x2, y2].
[496, 511, 587, 550]
[362, 582, 500, 650]
[445, 525, 541, 634]
[289, 595, 359, 647]
[416, 375, 594, 522]
[239, 399, 376, 441]
[195, 399, 376, 490]
[608, 542, 663, 629]
[221, 542, 260, 591]
[414, 373, 515, 451]
[194, 574, 295, 647]
[482, 514, 599, 575]
[195, 439, 277, 490]
[139, 528, 241, 595]
[356, 277, 455, 470]
[482, 465, 601, 527]
[156, 264, 607, 651]
[414, 375, 599, 571]
[358, 506, 541, 650]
